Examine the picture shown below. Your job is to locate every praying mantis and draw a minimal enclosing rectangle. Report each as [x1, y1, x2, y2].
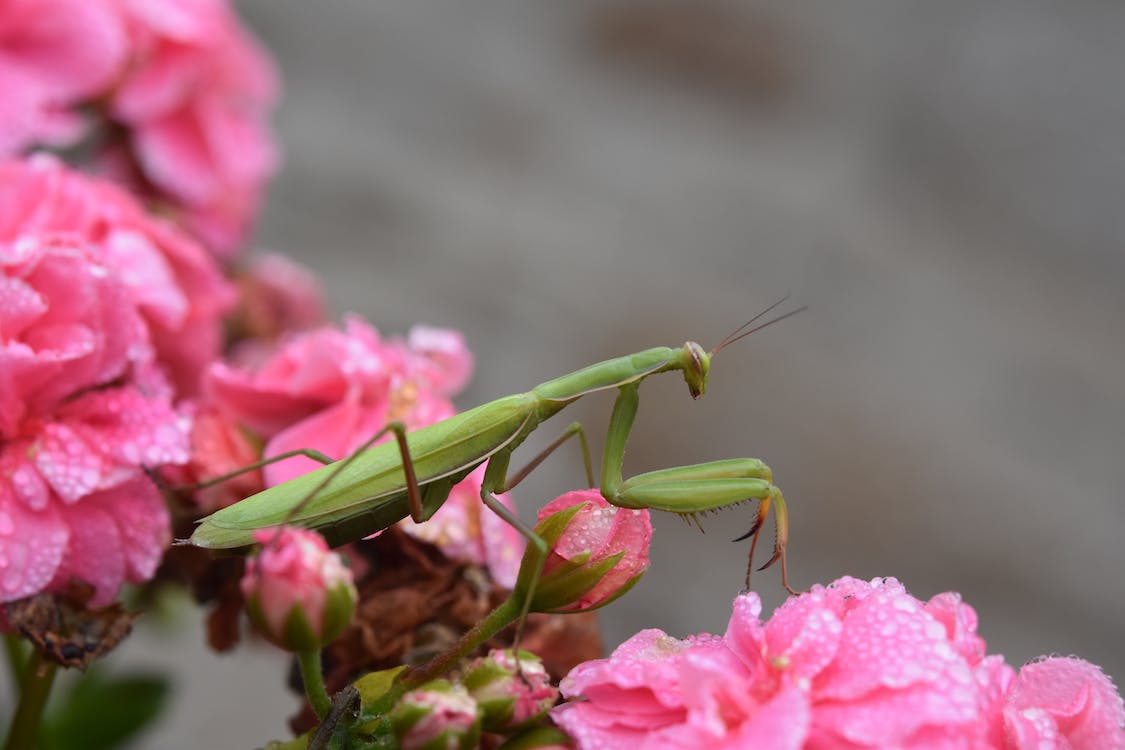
[189, 300, 804, 595]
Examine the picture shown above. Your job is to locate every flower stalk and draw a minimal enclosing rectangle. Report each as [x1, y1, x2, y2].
[297, 649, 332, 721]
[3, 649, 57, 750]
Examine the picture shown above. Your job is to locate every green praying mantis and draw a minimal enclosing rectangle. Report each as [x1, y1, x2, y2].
[189, 299, 804, 598]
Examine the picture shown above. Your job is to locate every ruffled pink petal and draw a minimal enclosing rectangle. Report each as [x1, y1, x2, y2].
[762, 588, 845, 683]
[561, 629, 700, 715]
[49, 499, 125, 607]
[59, 385, 189, 468]
[1004, 656, 1125, 750]
[722, 591, 770, 677]
[0, 0, 127, 152]
[33, 422, 120, 502]
[0, 488, 68, 602]
[925, 592, 987, 666]
[719, 683, 810, 750]
[407, 325, 474, 397]
[814, 583, 966, 701]
[91, 476, 170, 584]
[205, 361, 329, 437]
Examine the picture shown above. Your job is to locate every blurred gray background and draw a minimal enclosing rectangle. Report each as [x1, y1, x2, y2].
[123, 2, 1125, 746]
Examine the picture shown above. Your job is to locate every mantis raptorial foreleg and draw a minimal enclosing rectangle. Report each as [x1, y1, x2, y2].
[598, 382, 794, 593]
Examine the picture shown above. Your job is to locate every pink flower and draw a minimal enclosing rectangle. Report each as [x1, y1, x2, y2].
[0, 0, 127, 154]
[111, 0, 280, 254]
[1, 235, 188, 606]
[234, 253, 328, 343]
[1003, 656, 1125, 749]
[519, 489, 652, 613]
[554, 576, 1125, 749]
[240, 526, 357, 652]
[0, 155, 235, 396]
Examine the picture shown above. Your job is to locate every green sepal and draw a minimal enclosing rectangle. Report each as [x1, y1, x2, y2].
[281, 605, 320, 652]
[321, 581, 357, 644]
[529, 550, 627, 613]
[513, 503, 586, 594]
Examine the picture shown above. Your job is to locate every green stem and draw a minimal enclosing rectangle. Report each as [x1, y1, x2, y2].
[3, 649, 57, 750]
[373, 595, 522, 714]
[3, 635, 27, 694]
[297, 649, 332, 721]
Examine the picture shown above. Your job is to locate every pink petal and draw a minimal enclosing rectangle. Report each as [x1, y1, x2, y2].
[0, 488, 68, 602]
[90, 476, 171, 584]
[33, 422, 118, 502]
[50, 499, 125, 607]
[1005, 656, 1125, 750]
[814, 584, 966, 701]
[762, 588, 845, 682]
[925, 592, 987, 666]
[59, 385, 189, 468]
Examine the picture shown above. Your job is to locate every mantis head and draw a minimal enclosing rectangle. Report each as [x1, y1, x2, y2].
[682, 341, 711, 399]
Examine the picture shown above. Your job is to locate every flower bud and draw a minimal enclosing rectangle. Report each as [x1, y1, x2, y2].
[462, 650, 559, 732]
[240, 527, 357, 652]
[516, 490, 652, 613]
[390, 681, 482, 750]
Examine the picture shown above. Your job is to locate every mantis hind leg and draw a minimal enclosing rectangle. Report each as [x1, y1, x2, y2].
[159, 448, 335, 496]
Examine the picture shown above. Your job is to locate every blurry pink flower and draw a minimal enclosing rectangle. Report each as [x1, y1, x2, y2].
[0, 0, 127, 154]
[1003, 656, 1125, 749]
[0, 155, 235, 396]
[555, 577, 1125, 749]
[235, 253, 328, 343]
[241, 526, 356, 652]
[406, 325, 474, 398]
[400, 465, 524, 589]
[520, 489, 652, 613]
[179, 404, 263, 512]
[112, 0, 280, 254]
[1, 235, 188, 606]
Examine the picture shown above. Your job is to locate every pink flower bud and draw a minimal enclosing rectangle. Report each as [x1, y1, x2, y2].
[390, 681, 482, 750]
[240, 527, 356, 652]
[517, 489, 652, 613]
[462, 650, 559, 732]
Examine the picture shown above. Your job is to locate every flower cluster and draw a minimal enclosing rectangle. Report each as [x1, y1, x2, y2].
[0, 154, 238, 606]
[552, 576, 1125, 749]
[0, 0, 278, 255]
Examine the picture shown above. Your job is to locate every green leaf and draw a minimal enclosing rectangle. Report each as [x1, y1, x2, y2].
[40, 669, 170, 750]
